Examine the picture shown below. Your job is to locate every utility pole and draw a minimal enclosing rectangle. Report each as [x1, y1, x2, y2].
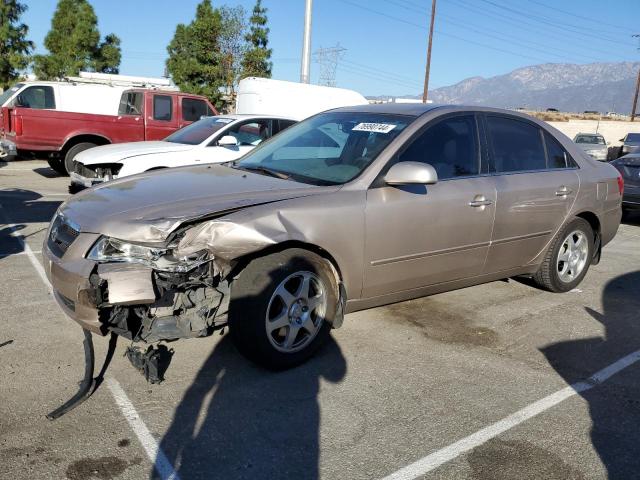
[422, 0, 437, 103]
[300, 0, 313, 84]
[632, 34, 639, 121]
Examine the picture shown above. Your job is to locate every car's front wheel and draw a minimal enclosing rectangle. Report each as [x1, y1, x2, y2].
[532, 217, 594, 292]
[228, 248, 338, 369]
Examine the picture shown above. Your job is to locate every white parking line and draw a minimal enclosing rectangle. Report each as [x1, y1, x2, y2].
[107, 379, 180, 480]
[0, 204, 180, 480]
[381, 348, 640, 480]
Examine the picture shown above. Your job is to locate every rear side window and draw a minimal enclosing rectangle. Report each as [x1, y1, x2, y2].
[487, 116, 546, 173]
[182, 98, 209, 122]
[118, 91, 143, 115]
[153, 95, 173, 121]
[398, 115, 479, 180]
[17, 86, 55, 109]
[544, 133, 568, 169]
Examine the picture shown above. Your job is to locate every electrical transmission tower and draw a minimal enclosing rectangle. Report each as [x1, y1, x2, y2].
[313, 44, 346, 87]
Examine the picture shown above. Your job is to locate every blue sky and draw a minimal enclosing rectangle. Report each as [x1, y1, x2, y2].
[22, 0, 640, 96]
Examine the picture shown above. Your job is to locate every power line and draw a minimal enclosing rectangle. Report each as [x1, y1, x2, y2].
[384, 0, 618, 63]
[313, 44, 347, 87]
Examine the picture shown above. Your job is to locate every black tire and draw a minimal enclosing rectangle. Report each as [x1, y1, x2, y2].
[46, 157, 67, 175]
[532, 217, 594, 293]
[64, 142, 97, 175]
[228, 248, 338, 370]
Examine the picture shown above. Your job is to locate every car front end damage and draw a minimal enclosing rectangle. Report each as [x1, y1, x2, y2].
[42, 204, 346, 417]
[70, 162, 122, 190]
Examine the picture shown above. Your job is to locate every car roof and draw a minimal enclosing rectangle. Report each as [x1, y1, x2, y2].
[575, 132, 604, 136]
[211, 113, 300, 121]
[329, 103, 443, 117]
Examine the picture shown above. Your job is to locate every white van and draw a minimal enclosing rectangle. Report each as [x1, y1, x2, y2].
[235, 77, 368, 120]
[0, 72, 178, 116]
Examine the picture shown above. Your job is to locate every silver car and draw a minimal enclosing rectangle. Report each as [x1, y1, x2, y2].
[44, 104, 623, 370]
[620, 132, 640, 157]
[573, 132, 608, 161]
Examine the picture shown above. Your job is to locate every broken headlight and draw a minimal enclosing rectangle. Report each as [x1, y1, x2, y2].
[87, 236, 209, 273]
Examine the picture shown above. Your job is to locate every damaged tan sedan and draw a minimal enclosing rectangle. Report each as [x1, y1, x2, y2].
[44, 104, 623, 383]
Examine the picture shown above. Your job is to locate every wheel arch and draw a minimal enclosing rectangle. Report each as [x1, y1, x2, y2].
[230, 240, 346, 293]
[574, 210, 602, 264]
[61, 133, 111, 154]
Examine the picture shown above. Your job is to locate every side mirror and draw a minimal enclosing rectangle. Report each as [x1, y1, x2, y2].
[218, 135, 238, 147]
[619, 138, 625, 142]
[385, 161, 438, 185]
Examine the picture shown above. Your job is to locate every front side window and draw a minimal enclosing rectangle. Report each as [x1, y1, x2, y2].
[487, 116, 546, 173]
[182, 98, 209, 122]
[236, 112, 412, 185]
[16, 86, 55, 109]
[224, 120, 272, 146]
[165, 117, 233, 145]
[397, 115, 479, 180]
[626, 133, 640, 142]
[153, 95, 172, 121]
[118, 92, 143, 115]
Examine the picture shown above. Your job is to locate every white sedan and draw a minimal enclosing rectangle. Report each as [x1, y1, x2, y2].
[69, 114, 298, 190]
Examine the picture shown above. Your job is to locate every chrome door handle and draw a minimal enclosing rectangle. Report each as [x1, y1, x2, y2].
[469, 197, 493, 207]
[555, 186, 573, 196]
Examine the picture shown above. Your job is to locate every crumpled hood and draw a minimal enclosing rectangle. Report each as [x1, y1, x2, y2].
[75, 141, 195, 166]
[58, 164, 337, 243]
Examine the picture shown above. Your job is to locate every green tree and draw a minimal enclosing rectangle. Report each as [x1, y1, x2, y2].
[240, 0, 272, 79]
[0, 1, 34, 90]
[166, 0, 228, 109]
[33, 0, 121, 79]
[219, 6, 246, 94]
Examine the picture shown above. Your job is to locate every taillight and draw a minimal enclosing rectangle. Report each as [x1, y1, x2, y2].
[617, 174, 624, 196]
[14, 114, 22, 136]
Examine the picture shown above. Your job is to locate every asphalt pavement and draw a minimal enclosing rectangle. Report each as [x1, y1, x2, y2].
[1, 158, 639, 480]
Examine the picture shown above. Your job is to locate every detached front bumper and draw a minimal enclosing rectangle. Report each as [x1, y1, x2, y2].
[70, 172, 107, 189]
[0, 138, 17, 158]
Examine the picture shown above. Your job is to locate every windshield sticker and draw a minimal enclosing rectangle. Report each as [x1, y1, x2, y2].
[214, 118, 234, 123]
[352, 123, 397, 134]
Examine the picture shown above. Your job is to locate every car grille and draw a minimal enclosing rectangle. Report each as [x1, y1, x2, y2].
[47, 214, 80, 257]
[73, 161, 97, 179]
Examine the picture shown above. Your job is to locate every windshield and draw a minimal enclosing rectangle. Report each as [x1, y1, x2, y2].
[235, 112, 412, 185]
[164, 116, 234, 145]
[0, 84, 24, 106]
[626, 133, 640, 142]
[575, 135, 605, 145]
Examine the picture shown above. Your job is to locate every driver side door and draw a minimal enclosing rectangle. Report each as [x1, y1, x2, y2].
[362, 114, 496, 298]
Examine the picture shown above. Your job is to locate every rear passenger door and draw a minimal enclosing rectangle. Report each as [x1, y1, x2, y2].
[482, 115, 580, 273]
[145, 93, 178, 140]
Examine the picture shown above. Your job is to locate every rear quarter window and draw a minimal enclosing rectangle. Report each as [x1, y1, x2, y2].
[182, 98, 209, 122]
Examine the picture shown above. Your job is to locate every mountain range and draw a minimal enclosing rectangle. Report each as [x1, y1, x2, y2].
[372, 62, 640, 114]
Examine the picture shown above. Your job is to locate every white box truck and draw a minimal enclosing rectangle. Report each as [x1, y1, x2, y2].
[235, 77, 368, 119]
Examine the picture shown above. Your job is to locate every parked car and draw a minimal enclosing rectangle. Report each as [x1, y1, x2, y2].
[573, 132, 608, 161]
[546, 108, 559, 112]
[44, 104, 622, 371]
[70, 115, 296, 193]
[1, 87, 216, 174]
[611, 154, 640, 212]
[619, 133, 640, 157]
[69, 114, 298, 191]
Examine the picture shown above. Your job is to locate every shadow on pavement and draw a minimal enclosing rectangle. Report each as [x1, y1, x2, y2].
[155, 335, 346, 480]
[33, 167, 62, 179]
[540, 271, 640, 479]
[156, 254, 348, 480]
[0, 189, 61, 257]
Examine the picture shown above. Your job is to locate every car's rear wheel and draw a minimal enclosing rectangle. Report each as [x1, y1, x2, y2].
[47, 157, 67, 175]
[64, 142, 97, 175]
[228, 248, 338, 369]
[532, 217, 594, 292]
